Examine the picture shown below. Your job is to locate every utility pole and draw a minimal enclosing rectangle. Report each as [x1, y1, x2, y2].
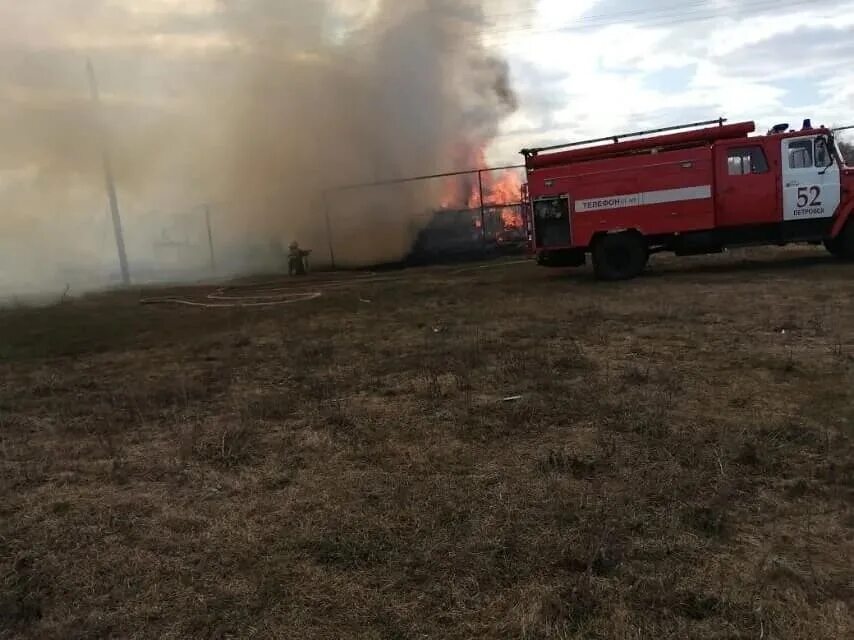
[86, 58, 130, 286]
[204, 205, 216, 274]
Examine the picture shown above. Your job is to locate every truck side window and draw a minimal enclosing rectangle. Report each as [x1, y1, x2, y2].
[814, 138, 832, 168]
[789, 140, 814, 169]
[727, 147, 769, 176]
[534, 198, 567, 220]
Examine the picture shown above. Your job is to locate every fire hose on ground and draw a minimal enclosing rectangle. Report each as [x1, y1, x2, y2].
[138, 258, 532, 309]
[138, 273, 405, 309]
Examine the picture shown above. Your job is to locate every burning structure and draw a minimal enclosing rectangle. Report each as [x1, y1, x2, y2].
[408, 164, 527, 262]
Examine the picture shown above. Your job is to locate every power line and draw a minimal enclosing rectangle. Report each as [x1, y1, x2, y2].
[484, 0, 836, 32]
[362, 0, 721, 31]
[479, 0, 730, 29]
[477, 0, 825, 45]
[338, 0, 827, 51]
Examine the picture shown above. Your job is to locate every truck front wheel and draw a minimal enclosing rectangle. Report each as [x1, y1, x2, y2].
[592, 232, 649, 280]
[825, 222, 854, 260]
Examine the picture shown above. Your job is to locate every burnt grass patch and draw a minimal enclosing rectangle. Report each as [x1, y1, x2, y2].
[1, 249, 853, 638]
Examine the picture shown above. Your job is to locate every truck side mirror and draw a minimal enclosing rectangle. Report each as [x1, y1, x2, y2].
[817, 136, 835, 175]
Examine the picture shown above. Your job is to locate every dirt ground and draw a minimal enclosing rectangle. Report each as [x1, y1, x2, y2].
[1, 247, 852, 639]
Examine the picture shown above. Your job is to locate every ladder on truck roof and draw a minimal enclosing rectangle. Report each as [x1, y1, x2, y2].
[521, 117, 728, 157]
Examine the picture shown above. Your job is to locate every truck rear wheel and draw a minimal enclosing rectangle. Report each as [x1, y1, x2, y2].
[592, 232, 648, 280]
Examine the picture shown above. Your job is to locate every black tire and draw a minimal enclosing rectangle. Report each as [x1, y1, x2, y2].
[825, 222, 854, 260]
[824, 237, 844, 258]
[592, 232, 648, 280]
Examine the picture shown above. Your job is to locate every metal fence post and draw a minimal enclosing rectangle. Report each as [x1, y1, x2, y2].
[478, 170, 487, 247]
[204, 205, 216, 274]
[322, 190, 337, 270]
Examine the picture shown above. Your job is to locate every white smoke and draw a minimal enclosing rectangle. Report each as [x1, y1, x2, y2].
[0, 0, 529, 296]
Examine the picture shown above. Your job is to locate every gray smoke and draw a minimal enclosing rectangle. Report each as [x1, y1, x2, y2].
[0, 0, 528, 297]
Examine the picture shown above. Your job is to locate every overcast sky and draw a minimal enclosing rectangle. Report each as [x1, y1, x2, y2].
[490, 0, 854, 160]
[2, 0, 852, 168]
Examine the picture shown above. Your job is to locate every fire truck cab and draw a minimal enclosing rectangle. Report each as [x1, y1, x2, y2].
[522, 118, 854, 280]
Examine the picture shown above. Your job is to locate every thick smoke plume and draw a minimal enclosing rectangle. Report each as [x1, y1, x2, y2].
[0, 0, 527, 297]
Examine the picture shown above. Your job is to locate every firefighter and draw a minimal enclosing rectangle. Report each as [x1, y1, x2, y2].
[288, 241, 311, 276]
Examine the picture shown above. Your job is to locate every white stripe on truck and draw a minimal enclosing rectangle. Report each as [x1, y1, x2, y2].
[574, 185, 712, 213]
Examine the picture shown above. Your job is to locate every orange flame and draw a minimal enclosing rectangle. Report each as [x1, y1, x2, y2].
[438, 147, 524, 230]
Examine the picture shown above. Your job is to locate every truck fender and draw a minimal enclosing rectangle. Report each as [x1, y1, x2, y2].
[830, 199, 854, 238]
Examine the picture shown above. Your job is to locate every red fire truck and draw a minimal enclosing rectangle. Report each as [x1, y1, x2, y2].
[521, 118, 854, 279]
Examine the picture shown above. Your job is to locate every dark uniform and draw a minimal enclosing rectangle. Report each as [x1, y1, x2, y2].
[288, 242, 311, 276]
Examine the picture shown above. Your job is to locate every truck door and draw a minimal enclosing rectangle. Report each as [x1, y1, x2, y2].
[781, 135, 841, 222]
[715, 143, 778, 227]
[533, 196, 571, 248]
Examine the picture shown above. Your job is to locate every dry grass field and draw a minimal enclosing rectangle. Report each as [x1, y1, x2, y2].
[1, 247, 853, 639]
